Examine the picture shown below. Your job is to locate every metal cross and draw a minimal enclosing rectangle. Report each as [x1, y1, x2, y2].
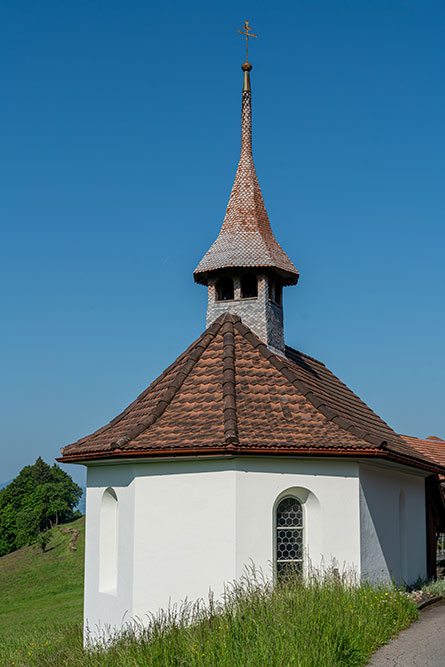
[238, 20, 258, 62]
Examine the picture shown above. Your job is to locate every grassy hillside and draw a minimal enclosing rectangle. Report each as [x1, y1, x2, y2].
[0, 516, 84, 656]
[0, 520, 419, 666]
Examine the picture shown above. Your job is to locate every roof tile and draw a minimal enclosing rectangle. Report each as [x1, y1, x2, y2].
[401, 435, 445, 467]
[59, 313, 445, 474]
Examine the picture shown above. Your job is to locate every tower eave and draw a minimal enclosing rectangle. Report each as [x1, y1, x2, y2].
[193, 265, 299, 286]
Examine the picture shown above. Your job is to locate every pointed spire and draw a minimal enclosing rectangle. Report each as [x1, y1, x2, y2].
[240, 62, 252, 154]
[194, 54, 298, 286]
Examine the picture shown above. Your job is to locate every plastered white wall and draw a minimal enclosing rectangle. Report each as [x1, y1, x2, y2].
[359, 462, 427, 585]
[84, 465, 136, 642]
[234, 458, 361, 578]
[131, 459, 237, 621]
[83, 456, 362, 641]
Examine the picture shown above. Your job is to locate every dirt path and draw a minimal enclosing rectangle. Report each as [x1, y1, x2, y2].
[368, 602, 445, 666]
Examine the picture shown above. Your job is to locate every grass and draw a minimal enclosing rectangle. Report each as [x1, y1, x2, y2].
[421, 578, 445, 595]
[0, 554, 418, 667]
[0, 516, 84, 659]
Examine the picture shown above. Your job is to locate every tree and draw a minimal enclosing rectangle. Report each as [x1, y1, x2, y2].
[0, 458, 82, 556]
[37, 531, 52, 552]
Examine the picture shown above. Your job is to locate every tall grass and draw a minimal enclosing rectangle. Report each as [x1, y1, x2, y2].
[1, 568, 417, 667]
[421, 578, 445, 595]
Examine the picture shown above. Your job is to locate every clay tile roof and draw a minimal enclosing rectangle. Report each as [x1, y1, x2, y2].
[193, 68, 299, 286]
[400, 435, 445, 468]
[58, 314, 445, 475]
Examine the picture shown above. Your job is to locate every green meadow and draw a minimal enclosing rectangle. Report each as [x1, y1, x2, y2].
[0, 517, 84, 663]
[0, 518, 418, 666]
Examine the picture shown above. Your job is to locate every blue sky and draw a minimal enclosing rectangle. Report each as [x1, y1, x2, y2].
[1, 1, 444, 488]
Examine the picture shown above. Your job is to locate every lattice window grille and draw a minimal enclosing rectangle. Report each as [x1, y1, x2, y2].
[276, 496, 303, 578]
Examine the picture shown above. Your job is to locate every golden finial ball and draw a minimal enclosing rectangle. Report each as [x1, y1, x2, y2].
[241, 62, 252, 72]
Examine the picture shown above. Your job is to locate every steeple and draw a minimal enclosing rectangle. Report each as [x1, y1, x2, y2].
[194, 25, 298, 354]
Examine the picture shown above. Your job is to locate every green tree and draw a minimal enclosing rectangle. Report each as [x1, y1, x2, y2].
[37, 531, 52, 552]
[0, 458, 82, 556]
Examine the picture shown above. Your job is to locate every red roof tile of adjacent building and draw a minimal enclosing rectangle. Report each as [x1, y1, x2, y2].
[401, 435, 445, 468]
[59, 313, 445, 474]
[193, 67, 299, 286]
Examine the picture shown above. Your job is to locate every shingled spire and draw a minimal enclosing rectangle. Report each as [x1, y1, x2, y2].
[194, 29, 298, 353]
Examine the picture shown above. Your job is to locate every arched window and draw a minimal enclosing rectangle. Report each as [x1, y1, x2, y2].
[240, 273, 258, 299]
[268, 278, 282, 305]
[99, 487, 118, 594]
[274, 282, 282, 306]
[276, 496, 303, 579]
[215, 276, 234, 301]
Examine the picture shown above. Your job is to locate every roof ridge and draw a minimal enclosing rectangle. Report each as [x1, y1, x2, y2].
[62, 315, 239, 454]
[233, 318, 397, 450]
[69, 333, 209, 448]
[285, 345, 327, 368]
[106, 318, 224, 450]
[286, 346, 412, 450]
[221, 317, 238, 446]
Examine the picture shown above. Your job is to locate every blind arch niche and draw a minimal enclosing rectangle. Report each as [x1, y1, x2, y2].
[99, 487, 118, 594]
[399, 489, 407, 582]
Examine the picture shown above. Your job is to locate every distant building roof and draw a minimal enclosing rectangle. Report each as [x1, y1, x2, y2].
[59, 313, 444, 475]
[400, 435, 445, 468]
[194, 65, 298, 286]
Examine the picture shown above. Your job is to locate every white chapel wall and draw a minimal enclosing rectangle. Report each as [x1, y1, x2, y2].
[126, 458, 360, 619]
[131, 459, 237, 621]
[359, 462, 427, 585]
[233, 458, 361, 578]
[84, 464, 136, 643]
[83, 457, 363, 641]
[129, 457, 361, 622]
[83, 456, 430, 642]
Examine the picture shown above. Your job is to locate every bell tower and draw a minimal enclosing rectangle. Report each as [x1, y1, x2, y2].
[194, 23, 298, 355]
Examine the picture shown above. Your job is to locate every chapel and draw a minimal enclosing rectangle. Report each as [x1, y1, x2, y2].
[59, 34, 445, 641]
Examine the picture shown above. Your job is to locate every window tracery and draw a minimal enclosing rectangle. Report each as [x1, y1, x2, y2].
[276, 496, 303, 578]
